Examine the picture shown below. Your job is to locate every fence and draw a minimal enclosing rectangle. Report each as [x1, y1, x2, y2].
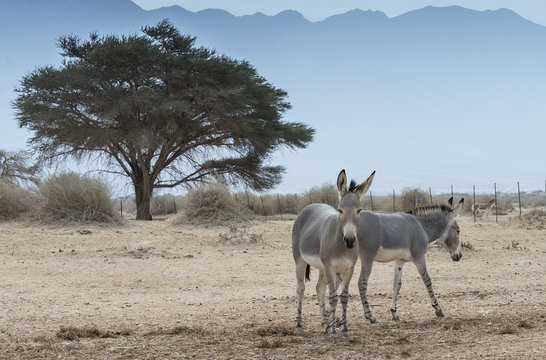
[117, 181, 546, 223]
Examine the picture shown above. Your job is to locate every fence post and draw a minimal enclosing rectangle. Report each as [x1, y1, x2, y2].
[369, 192, 374, 212]
[473, 185, 476, 222]
[246, 190, 251, 209]
[277, 194, 284, 220]
[120, 199, 123, 216]
[517, 181, 522, 218]
[414, 190, 418, 208]
[308, 193, 312, 205]
[295, 194, 299, 214]
[173, 197, 177, 214]
[392, 189, 396, 213]
[494, 183, 498, 224]
[429, 187, 433, 204]
[260, 195, 267, 221]
[451, 185, 454, 200]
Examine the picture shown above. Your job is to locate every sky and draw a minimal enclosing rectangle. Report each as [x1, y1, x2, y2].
[128, 0, 546, 196]
[131, 0, 546, 26]
[2, 0, 544, 198]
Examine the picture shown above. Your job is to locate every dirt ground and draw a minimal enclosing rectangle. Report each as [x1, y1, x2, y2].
[0, 211, 544, 359]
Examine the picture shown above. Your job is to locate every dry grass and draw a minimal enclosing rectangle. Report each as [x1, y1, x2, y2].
[56, 326, 130, 341]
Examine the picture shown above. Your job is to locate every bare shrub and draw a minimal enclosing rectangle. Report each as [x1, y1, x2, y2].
[38, 172, 120, 223]
[400, 188, 430, 211]
[0, 149, 39, 185]
[176, 182, 253, 225]
[0, 180, 36, 220]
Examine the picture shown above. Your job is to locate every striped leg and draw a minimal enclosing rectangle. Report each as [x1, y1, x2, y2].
[316, 270, 328, 328]
[358, 260, 377, 323]
[294, 261, 307, 330]
[390, 260, 405, 321]
[415, 259, 444, 317]
[326, 267, 339, 338]
[339, 266, 354, 337]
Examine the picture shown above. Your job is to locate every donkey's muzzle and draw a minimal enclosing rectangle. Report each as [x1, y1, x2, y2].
[451, 253, 462, 261]
[344, 236, 356, 249]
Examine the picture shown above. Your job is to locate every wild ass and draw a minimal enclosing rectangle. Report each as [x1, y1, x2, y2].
[357, 197, 464, 322]
[472, 198, 496, 217]
[292, 169, 375, 338]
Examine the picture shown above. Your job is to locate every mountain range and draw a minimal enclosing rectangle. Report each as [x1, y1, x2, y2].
[1, 0, 545, 194]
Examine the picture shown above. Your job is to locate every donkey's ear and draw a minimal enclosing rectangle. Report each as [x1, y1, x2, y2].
[447, 197, 454, 208]
[337, 169, 348, 196]
[355, 170, 376, 199]
[452, 198, 464, 217]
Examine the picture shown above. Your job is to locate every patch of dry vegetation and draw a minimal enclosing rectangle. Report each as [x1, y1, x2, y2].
[174, 182, 253, 225]
[0, 180, 35, 220]
[56, 326, 131, 341]
[37, 172, 120, 224]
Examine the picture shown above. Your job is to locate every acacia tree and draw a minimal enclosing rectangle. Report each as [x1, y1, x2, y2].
[14, 20, 314, 220]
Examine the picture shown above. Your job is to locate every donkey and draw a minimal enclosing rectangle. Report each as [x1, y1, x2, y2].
[472, 198, 496, 217]
[357, 197, 464, 323]
[292, 169, 375, 338]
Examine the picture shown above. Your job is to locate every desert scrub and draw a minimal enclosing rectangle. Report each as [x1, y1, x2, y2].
[0, 180, 35, 219]
[174, 182, 253, 225]
[38, 172, 120, 223]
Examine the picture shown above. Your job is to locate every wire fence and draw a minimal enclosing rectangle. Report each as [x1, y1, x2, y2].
[119, 180, 546, 224]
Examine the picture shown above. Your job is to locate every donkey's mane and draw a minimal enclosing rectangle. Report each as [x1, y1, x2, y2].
[407, 204, 451, 216]
[348, 180, 358, 192]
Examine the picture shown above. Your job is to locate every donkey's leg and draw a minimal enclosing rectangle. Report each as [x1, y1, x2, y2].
[339, 266, 355, 337]
[316, 270, 328, 328]
[358, 259, 377, 323]
[390, 260, 405, 321]
[326, 267, 339, 338]
[295, 260, 307, 330]
[414, 258, 444, 317]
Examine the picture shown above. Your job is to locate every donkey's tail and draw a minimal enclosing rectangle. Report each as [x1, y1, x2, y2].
[305, 264, 311, 282]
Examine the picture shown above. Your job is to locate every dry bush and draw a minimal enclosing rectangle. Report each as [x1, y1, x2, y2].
[175, 182, 253, 225]
[0, 180, 36, 220]
[306, 183, 338, 207]
[399, 188, 431, 211]
[504, 209, 546, 230]
[38, 172, 120, 224]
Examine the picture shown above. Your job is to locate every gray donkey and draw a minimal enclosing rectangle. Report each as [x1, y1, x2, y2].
[292, 169, 375, 338]
[357, 197, 464, 322]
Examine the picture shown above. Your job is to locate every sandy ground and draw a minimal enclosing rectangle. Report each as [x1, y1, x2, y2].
[0, 212, 544, 359]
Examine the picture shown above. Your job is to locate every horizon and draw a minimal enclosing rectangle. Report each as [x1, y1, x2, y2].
[131, 0, 546, 26]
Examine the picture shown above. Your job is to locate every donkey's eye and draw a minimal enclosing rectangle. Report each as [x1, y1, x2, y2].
[456, 230, 460, 234]
[337, 208, 343, 214]
[357, 208, 362, 214]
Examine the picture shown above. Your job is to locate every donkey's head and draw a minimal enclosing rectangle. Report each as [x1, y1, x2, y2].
[336, 169, 375, 249]
[437, 197, 464, 261]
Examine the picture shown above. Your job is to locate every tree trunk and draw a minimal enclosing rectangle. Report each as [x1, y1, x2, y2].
[134, 170, 153, 221]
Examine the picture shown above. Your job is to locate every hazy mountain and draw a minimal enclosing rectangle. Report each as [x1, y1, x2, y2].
[1, 0, 545, 193]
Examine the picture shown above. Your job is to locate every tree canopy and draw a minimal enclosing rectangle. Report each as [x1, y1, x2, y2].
[14, 20, 314, 220]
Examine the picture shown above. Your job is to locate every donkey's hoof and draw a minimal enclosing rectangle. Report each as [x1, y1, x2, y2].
[342, 330, 350, 338]
[392, 315, 400, 322]
[294, 325, 303, 332]
[329, 332, 339, 339]
[366, 316, 378, 324]
[435, 308, 445, 318]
